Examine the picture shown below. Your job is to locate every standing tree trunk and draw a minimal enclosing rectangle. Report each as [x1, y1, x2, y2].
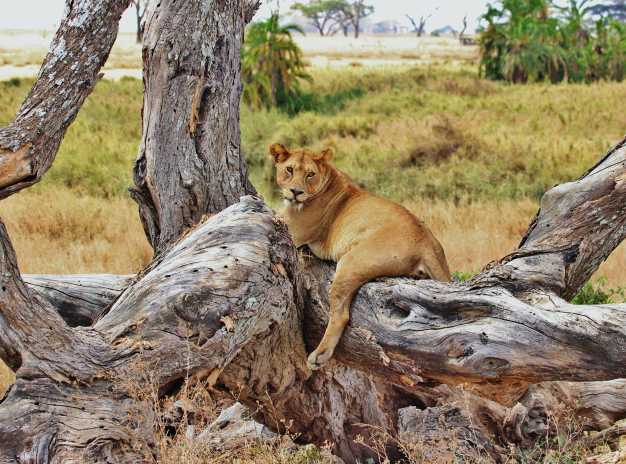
[0, 0, 625, 462]
[131, 0, 257, 253]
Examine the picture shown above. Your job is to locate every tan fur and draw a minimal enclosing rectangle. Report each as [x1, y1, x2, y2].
[270, 143, 452, 370]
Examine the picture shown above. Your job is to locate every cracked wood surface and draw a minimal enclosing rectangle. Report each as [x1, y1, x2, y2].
[0, 198, 310, 462]
[24, 274, 133, 326]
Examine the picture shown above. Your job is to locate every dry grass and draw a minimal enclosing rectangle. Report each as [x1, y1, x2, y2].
[356, 403, 597, 463]
[0, 31, 475, 70]
[245, 66, 626, 203]
[0, 187, 152, 274]
[407, 198, 625, 289]
[1, 189, 622, 287]
[118, 361, 336, 464]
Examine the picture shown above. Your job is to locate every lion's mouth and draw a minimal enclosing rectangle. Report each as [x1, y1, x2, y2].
[283, 198, 305, 210]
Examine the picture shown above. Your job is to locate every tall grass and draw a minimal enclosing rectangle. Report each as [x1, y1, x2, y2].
[0, 77, 142, 198]
[2, 187, 151, 274]
[1, 69, 624, 285]
[243, 66, 626, 203]
[4, 69, 625, 204]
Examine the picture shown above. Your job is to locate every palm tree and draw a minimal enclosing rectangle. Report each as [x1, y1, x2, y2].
[242, 13, 312, 111]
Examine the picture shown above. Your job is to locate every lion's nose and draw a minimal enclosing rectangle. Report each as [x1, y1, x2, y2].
[290, 189, 304, 198]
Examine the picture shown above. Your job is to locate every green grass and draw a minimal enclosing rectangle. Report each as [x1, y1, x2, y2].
[243, 66, 626, 203]
[0, 76, 142, 198]
[3, 67, 625, 204]
[572, 278, 626, 305]
[1, 66, 623, 296]
[454, 272, 625, 305]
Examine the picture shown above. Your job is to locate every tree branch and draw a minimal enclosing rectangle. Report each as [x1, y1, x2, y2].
[302, 258, 626, 404]
[24, 274, 133, 326]
[0, 0, 131, 199]
[482, 138, 626, 299]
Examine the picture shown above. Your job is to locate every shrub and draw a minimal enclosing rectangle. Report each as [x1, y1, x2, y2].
[572, 277, 626, 304]
[480, 0, 626, 83]
[242, 13, 311, 113]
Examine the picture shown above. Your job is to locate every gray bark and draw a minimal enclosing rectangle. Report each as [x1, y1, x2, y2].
[25, 274, 133, 326]
[0, 198, 307, 462]
[131, 0, 258, 254]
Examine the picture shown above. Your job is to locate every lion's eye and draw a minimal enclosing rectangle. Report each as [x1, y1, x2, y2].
[306, 172, 315, 179]
[286, 166, 293, 175]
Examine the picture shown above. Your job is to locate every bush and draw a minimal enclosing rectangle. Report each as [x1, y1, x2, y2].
[480, 0, 626, 83]
[242, 13, 311, 113]
[572, 277, 625, 304]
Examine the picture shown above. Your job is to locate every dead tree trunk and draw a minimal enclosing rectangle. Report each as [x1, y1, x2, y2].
[0, 0, 625, 462]
[132, 0, 147, 43]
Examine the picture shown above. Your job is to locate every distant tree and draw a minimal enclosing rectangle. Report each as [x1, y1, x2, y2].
[406, 8, 438, 37]
[131, 0, 148, 43]
[291, 0, 346, 36]
[339, 11, 352, 36]
[242, 13, 311, 111]
[479, 0, 626, 83]
[406, 15, 427, 36]
[340, 0, 374, 38]
[460, 14, 468, 38]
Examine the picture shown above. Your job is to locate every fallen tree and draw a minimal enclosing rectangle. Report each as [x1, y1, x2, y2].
[0, 0, 625, 462]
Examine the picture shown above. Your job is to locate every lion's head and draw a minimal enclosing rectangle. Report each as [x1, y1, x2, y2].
[269, 143, 333, 207]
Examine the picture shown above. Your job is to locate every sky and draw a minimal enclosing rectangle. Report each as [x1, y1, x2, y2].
[0, 0, 490, 34]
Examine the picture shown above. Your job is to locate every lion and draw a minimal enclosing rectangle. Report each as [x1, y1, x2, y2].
[270, 143, 451, 370]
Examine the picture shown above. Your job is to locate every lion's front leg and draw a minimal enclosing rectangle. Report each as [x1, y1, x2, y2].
[307, 253, 364, 370]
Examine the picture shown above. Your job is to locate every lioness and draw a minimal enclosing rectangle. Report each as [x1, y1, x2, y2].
[270, 143, 451, 370]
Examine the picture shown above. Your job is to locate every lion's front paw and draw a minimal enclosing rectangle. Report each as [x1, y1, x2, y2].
[307, 347, 334, 371]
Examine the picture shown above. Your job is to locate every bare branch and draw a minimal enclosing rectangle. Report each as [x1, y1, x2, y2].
[25, 274, 133, 326]
[480, 138, 626, 299]
[0, 0, 131, 199]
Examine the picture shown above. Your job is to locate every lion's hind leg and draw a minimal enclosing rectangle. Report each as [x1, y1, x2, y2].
[413, 252, 452, 282]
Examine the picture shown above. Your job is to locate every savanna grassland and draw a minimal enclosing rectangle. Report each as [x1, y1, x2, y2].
[0, 65, 625, 399]
[1, 67, 625, 282]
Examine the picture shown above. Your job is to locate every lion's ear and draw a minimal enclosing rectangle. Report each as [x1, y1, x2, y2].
[313, 148, 333, 163]
[269, 143, 290, 163]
